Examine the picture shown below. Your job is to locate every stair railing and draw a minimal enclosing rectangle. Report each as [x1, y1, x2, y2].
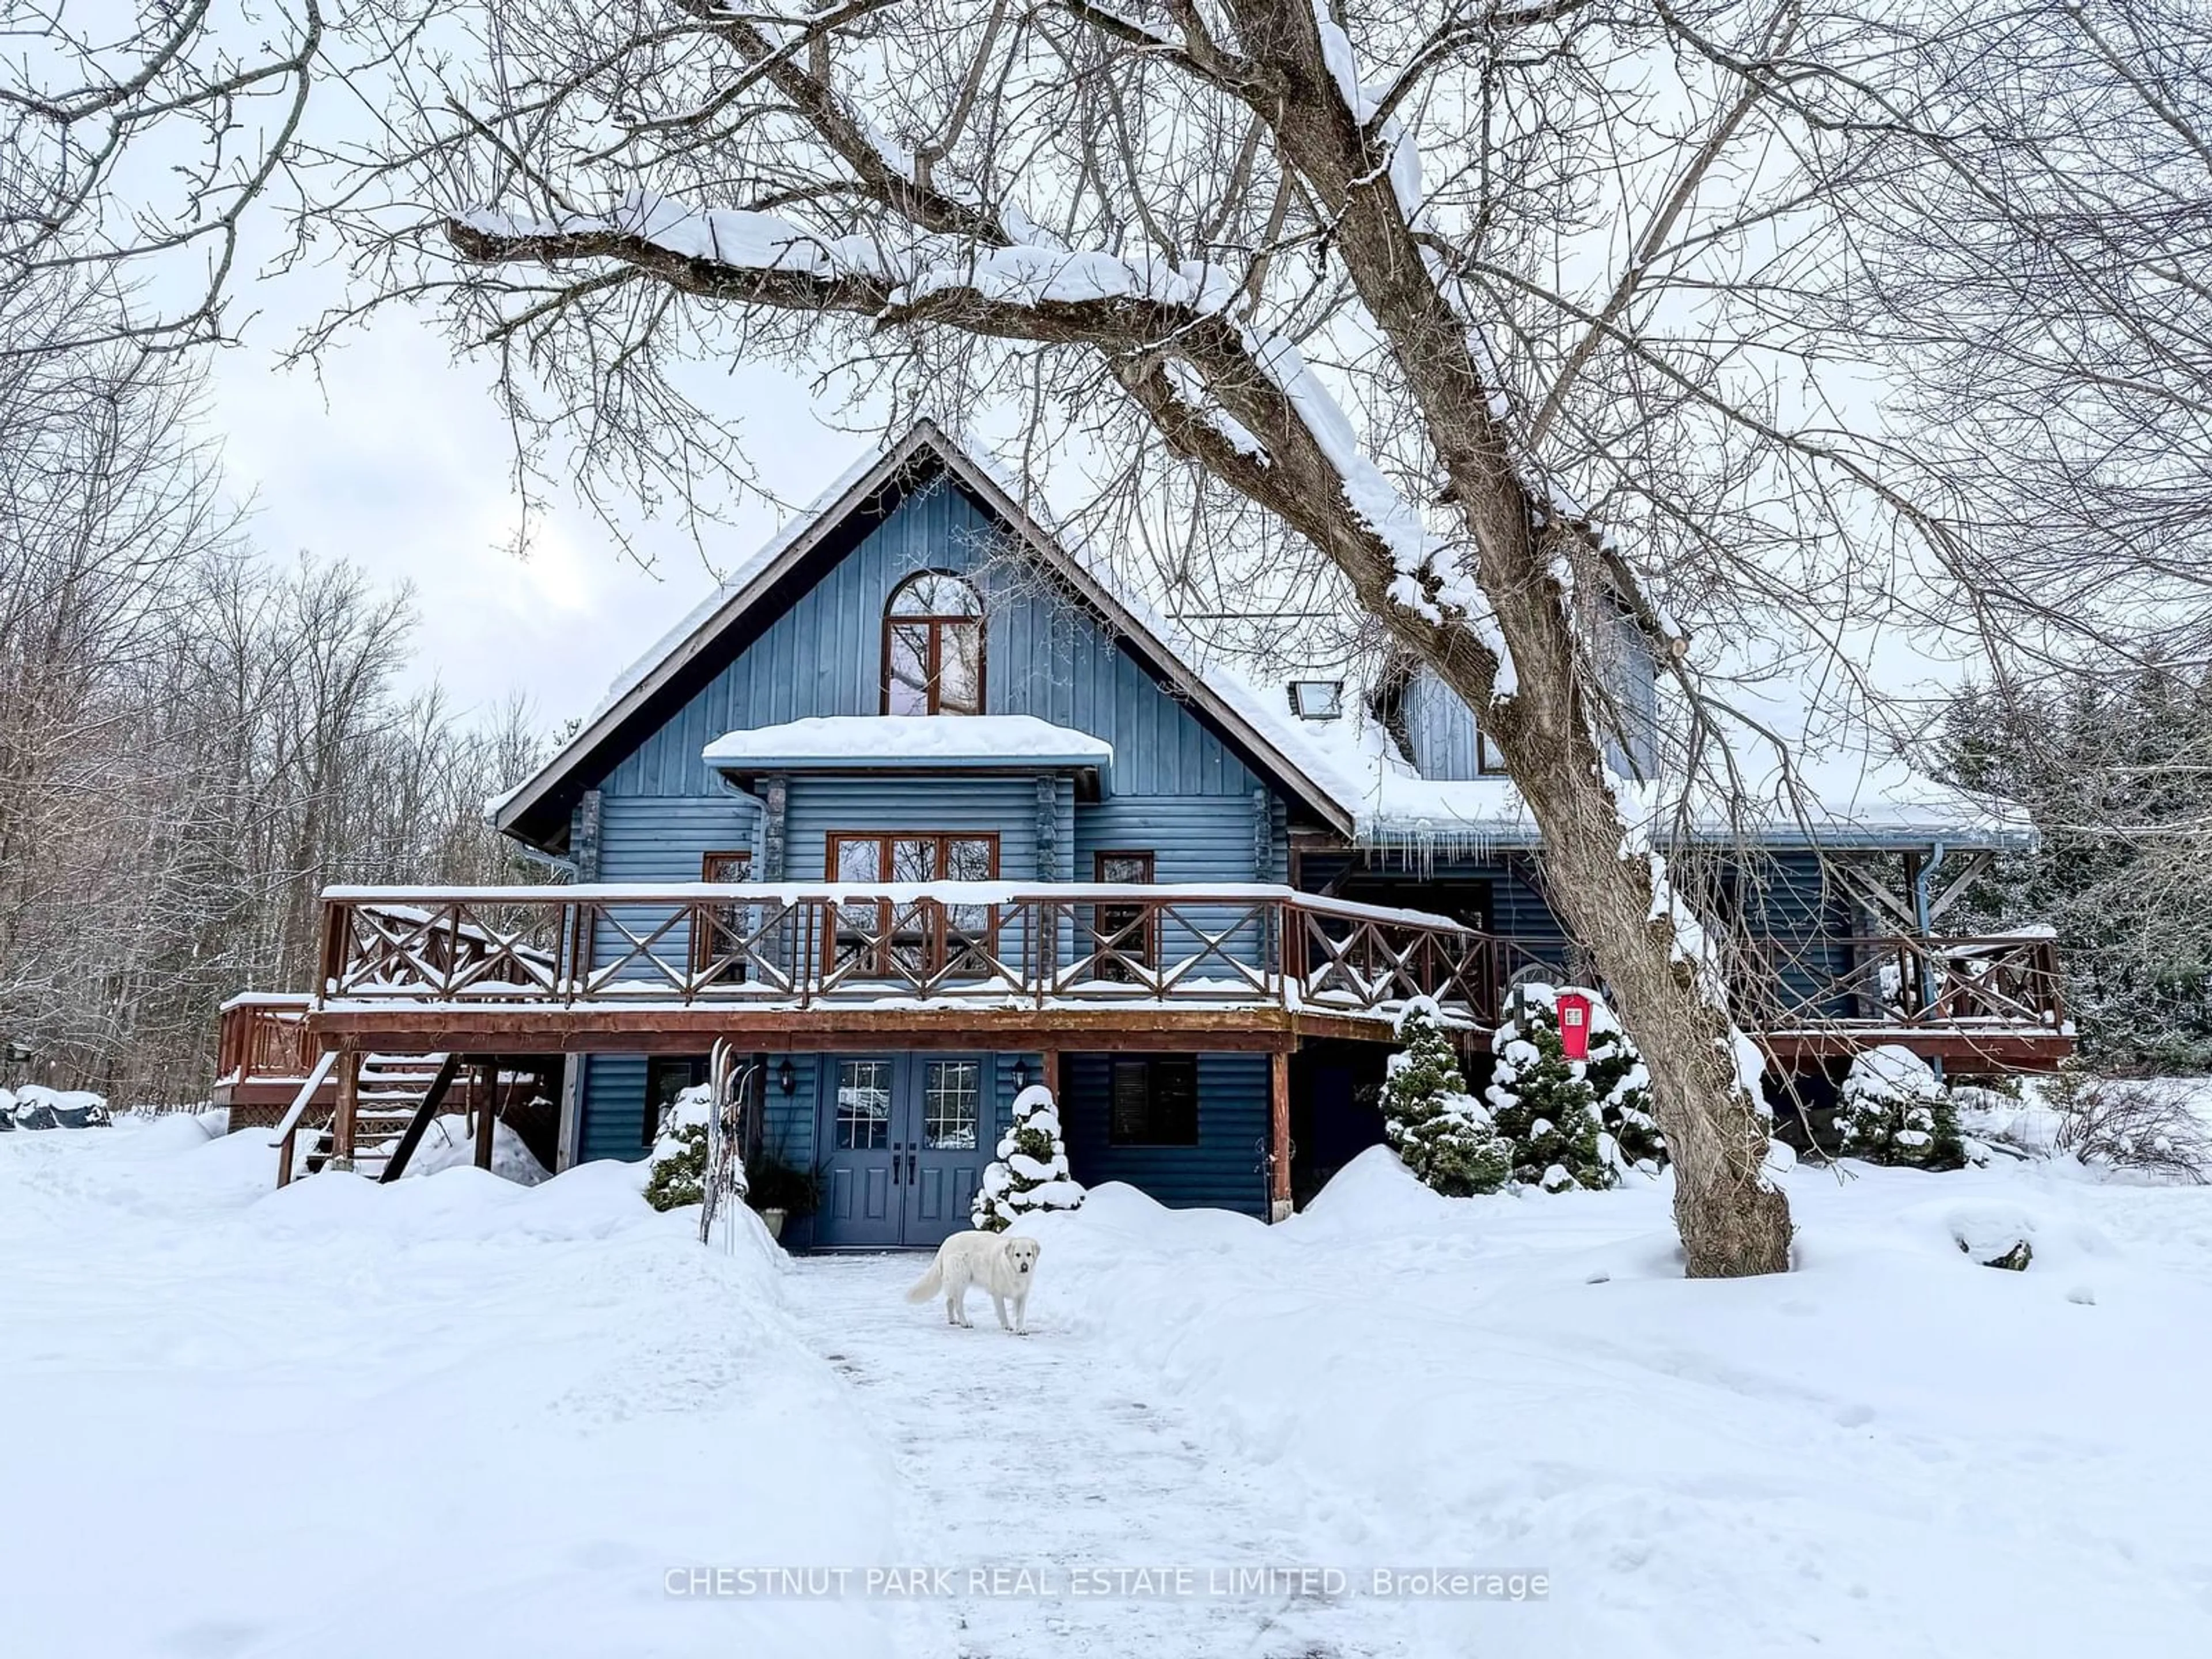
[268, 1050, 339, 1188]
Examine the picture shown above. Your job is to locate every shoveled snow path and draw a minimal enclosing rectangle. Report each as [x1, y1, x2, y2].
[788, 1253, 1410, 1659]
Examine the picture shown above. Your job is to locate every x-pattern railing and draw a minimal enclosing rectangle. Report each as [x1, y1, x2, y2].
[326, 901, 560, 1001]
[315, 886, 2067, 1038]
[317, 884, 1492, 1021]
[1749, 933, 2066, 1032]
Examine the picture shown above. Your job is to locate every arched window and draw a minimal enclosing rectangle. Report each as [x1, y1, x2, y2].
[882, 570, 984, 714]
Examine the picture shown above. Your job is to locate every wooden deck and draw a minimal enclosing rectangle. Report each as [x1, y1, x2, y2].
[219, 886, 2073, 1088]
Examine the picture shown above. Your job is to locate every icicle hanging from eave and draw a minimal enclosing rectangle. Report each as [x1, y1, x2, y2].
[1352, 819, 1502, 876]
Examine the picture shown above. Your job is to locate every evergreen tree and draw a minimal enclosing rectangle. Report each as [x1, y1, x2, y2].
[1837, 1046, 1967, 1169]
[1379, 1000, 1513, 1196]
[642, 1084, 713, 1211]
[972, 1085, 1086, 1231]
[1484, 984, 1662, 1191]
[1935, 660, 2212, 1070]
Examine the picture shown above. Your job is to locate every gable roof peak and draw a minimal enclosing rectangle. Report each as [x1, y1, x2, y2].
[491, 421, 1361, 849]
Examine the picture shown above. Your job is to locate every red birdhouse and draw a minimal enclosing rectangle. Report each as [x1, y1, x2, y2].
[1556, 991, 1593, 1062]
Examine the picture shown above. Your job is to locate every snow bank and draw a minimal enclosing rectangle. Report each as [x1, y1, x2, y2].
[1293, 1142, 1463, 1232]
[0, 1113, 909, 1659]
[382, 1113, 551, 1185]
[1028, 1158, 2212, 1657]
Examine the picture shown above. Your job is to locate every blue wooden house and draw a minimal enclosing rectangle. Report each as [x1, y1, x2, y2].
[219, 423, 2070, 1241]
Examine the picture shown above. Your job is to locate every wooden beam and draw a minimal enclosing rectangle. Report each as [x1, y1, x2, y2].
[1924, 851, 1995, 923]
[1760, 1031, 2074, 1071]
[474, 1063, 498, 1170]
[1831, 860, 1921, 935]
[308, 1004, 1353, 1054]
[327, 1050, 362, 1172]
[374, 1054, 465, 1184]
[1268, 1048, 1293, 1223]
[269, 1050, 339, 1189]
[1039, 1050, 1061, 1100]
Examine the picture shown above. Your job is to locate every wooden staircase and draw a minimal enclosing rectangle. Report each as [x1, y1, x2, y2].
[272, 1052, 506, 1186]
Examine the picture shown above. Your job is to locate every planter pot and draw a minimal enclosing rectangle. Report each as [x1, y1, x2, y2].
[759, 1207, 788, 1241]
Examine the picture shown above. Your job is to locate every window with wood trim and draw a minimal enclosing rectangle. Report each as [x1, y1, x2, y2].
[645, 1055, 710, 1148]
[883, 570, 985, 714]
[1091, 851, 1156, 981]
[694, 850, 753, 981]
[1108, 1055, 1199, 1146]
[824, 831, 999, 976]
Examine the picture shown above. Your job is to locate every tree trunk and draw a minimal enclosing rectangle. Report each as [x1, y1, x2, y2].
[1494, 700, 1794, 1276]
[1228, 2, 1795, 1275]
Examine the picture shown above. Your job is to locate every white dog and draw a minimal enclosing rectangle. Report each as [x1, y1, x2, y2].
[905, 1231, 1043, 1334]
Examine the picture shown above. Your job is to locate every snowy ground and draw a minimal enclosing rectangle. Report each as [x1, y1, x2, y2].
[6, 1118, 2212, 1657]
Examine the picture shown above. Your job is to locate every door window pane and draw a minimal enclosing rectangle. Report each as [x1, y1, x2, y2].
[835, 1060, 892, 1149]
[944, 836, 995, 947]
[945, 838, 995, 882]
[923, 1060, 981, 1150]
[696, 851, 752, 983]
[822, 833, 1001, 977]
[645, 1055, 709, 1147]
[836, 839, 881, 883]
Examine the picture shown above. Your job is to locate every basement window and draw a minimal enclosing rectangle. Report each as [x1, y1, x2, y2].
[1108, 1056, 1199, 1146]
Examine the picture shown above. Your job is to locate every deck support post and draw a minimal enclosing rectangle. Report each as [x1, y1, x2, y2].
[1040, 1050, 1060, 1101]
[327, 1050, 361, 1172]
[475, 1062, 498, 1169]
[1268, 1047, 1293, 1223]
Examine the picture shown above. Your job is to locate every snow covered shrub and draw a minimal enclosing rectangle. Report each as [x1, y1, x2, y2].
[1379, 1001, 1512, 1196]
[1838, 1046, 1967, 1170]
[2049, 1070, 2212, 1183]
[1484, 984, 1660, 1191]
[643, 1084, 714, 1211]
[972, 1085, 1086, 1230]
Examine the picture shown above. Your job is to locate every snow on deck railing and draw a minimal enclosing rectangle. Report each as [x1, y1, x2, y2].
[313, 882, 1501, 1022]
[319, 880, 1468, 933]
[301, 882, 2071, 1050]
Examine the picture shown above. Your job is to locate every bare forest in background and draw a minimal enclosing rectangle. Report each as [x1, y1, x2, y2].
[0, 285, 551, 1105]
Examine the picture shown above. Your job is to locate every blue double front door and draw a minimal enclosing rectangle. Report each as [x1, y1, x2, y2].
[815, 1055, 992, 1248]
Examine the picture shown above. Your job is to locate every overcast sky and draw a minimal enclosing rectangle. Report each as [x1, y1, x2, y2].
[198, 253, 1955, 820]
[204, 289, 862, 730]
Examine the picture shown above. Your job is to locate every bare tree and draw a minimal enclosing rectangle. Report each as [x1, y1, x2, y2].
[316, 0, 1960, 1274]
[0, 0, 345, 355]
[0, 274, 237, 1032]
[1833, 0, 2212, 679]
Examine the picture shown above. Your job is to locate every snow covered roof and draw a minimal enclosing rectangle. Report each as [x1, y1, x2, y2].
[494, 420, 2021, 858]
[703, 715, 1113, 789]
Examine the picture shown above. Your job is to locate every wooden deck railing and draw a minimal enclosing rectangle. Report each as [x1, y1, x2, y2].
[1746, 932, 2067, 1033]
[316, 883, 1508, 1024]
[216, 994, 317, 1082]
[304, 885, 2069, 1046]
